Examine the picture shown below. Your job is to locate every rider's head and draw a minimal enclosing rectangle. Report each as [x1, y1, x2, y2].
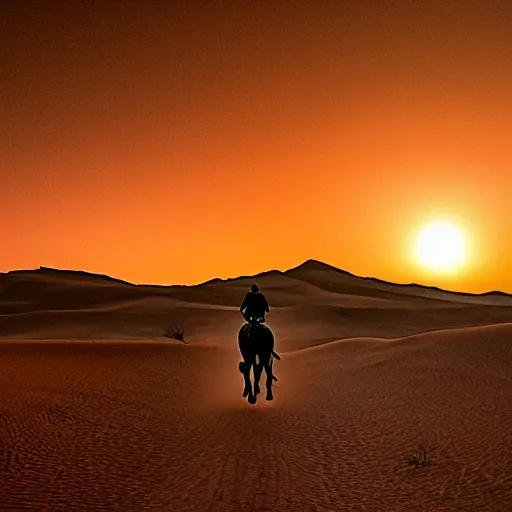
[251, 284, 259, 293]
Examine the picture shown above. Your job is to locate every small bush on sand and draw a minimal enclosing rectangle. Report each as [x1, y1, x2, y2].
[405, 445, 431, 468]
[163, 323, 186, 343]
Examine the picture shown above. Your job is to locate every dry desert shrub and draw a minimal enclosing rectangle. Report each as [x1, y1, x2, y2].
[163, 323, 186, 343]
[405, 444, 431, 468]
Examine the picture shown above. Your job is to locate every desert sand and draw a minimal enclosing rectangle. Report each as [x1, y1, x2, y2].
[0, 260, 511, 511]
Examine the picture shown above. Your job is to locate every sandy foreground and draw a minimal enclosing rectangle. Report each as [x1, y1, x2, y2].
[0, 263, 511, 511]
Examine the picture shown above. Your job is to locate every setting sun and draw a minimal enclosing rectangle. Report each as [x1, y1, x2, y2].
[416, 222, 466, 273]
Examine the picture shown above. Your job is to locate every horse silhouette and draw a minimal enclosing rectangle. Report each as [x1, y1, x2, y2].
[238, 319, 279, 404]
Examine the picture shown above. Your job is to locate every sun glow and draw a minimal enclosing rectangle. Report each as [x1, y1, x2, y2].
[416, 222, 466, 272]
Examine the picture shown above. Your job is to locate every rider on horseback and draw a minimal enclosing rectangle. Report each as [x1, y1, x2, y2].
[240, 284, 270, 323]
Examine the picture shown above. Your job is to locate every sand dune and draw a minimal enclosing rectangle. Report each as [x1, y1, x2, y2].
[0, 262, 511, 510]
[3, 262, 512, 344]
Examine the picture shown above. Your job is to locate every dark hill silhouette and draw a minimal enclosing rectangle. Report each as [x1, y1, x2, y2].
[284, 259, 512, 305]
[7, 267, 134, 286]
[3, 260, 512, 303]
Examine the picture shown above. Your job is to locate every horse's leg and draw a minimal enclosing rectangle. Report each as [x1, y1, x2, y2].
[264, 357, 274, 401]
[239, 359, 252, 398]
[253, 358, 263, 395]
[247, 358, 257, 404]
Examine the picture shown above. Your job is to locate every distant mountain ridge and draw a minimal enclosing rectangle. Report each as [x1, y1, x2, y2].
[3, 260, 512, 300]
[7, 266, 134, 286]
[286, 259, 512, 299]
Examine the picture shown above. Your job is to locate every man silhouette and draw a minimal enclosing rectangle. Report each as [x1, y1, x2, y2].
[240, 284, 270, 323]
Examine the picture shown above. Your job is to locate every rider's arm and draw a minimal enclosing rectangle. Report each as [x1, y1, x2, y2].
[240, 293, 249, 313]
[263, 295, 270, 313]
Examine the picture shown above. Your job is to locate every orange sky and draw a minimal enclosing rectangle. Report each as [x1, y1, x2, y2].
[2, 2, 512, 292]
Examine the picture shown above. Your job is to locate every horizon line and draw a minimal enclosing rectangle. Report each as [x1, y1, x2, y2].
[2, 259, 511, 298]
